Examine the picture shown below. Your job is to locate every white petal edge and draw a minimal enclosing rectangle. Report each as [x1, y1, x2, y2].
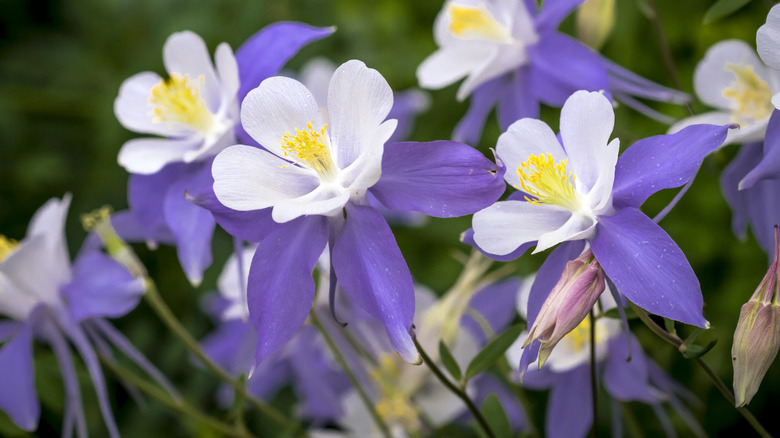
[214, 42, 240, 101]
[694, 39, 768, 110]
[212, 145, 318, 211]
[758, 5, 780, 70]
[417, 45, 490, 91]
[271, 184, 350, 223]
[472, 201, 570, 256]
[162, 31, 221, 110]
[114, 72, 177, 137]
[534, 213, 596, 254]
[241, 76, 324, 158]
[118, 137, 200, 175]
[497, 118, 567, 188]
[27, 194, 72, 289]
[668, 111, 765, 146]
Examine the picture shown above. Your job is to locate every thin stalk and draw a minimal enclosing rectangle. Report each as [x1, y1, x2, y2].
[630, 303, 772, 438]
[142, 280, 304, 436]
[589, 310, 598, 438]
[309, 310, 393, 438]
[413, 338, 496, 438]
[100, 354, 254, 438]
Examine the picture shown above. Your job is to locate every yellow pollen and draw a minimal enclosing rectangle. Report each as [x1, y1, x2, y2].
[280, 121, 337, 179]
[370, 354, 420, 432]
[722, 63, 774, 123]
[448, 3, 513, 43]
[516, 153, 582, 211]
[0, 235, 19, 263]
[148, 73, 215, 133]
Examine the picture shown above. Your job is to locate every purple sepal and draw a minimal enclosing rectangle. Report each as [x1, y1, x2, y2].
[612, 124, 730, 209]
[387, 89, 430, 143]
[127, 167, 179, 245]
[236, 22, 335, 102]
[534, 0, 586, 34]
[453, 76, 504, 145]
[470, 374, 527, 432]
[333, 203, 418, 363]
[189, 185, 277, 243]
[62, 252, 145, 322]
[370, 141, 506, 218]
[497, 68, 539, 131]
[461, 229, 534, 262]
[248, 215, 328, 364]
[591, 208, 707, 327]
[741, 110, 780, 189]
[0, 321, 39, 431]
[528, 33, 608, 107]
[463, 278, 522, 345]
[518, 364, 556, 390]
[721, 142, 780, 256]
[201, 319, 257, 376]
[604, 332, 660, 403]
[547, 364, 593, 438]
[163, 162, 216, 285]
[246, 358, 291, 401]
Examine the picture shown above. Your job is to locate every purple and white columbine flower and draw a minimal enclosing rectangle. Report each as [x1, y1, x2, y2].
[472, 90, 729, 365]
[416, 0, 689, 144]
[211, 59, 505, 365]
[0, 196, 172, 437]
[112, 25, 333, 285]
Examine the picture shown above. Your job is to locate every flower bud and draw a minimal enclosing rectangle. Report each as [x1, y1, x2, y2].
[732, 226, 780, 406]
[577, 0, 616, 50]
[524, 250, 605, 368]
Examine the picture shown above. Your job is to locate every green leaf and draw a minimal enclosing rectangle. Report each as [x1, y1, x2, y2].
[439, 341, 462, 382]
[681, 328, 718, 359]
[603, 306, 639, 320]
[703, 0, 752, 24]
[481, 393, 513, 438]
[465, 324, 524, 382]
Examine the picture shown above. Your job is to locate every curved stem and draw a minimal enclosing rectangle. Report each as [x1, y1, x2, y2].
[413, 338, 496, 438]
[309, 310, 393, 438]
[99, 353, 254, 438]
[630, 303, 772, 438]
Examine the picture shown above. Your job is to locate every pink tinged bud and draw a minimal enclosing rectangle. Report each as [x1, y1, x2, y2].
[732, 227, 780, 407]
[524, 250, 606, 368]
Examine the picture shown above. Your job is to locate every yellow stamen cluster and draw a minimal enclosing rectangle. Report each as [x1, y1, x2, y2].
[723, 63, 774, 123]
[563, 316, 607, 353]
[370, 354, 421, 432]
[148, 73, 215, 133]
[448, 3, 513, 43]
[80, 206, 113, 232]
[0, 235, 19, 263]
[517, 153, 582, 211]
[280, 121, 337, 180]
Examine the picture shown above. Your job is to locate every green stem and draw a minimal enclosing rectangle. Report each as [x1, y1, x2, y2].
[143, 280, 305, 436]
[413, 338, 496, 438]
[309, 310, 393, 438]
[630, 303, 772, 438]
[589, 310, 598, 438]
[100, 354, 253, 438]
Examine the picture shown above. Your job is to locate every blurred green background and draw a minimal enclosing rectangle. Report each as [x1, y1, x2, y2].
[1, 0, 779, 436]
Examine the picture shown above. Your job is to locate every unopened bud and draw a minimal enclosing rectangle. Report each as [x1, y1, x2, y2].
[524, 250, 605, 368]
[577, 0, 616, 50]
[732, 227, 780, 406]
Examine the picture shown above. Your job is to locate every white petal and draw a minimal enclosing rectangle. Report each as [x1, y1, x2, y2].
[241, 76, 324, 157]
[588, 137, 620, 214]
[0, 235, 63, 312]
[212, 145, 318, 211]
[163, 31, 221, 110]
[417, 45, 489, 91]
[505, 330, 528, 371]
[114, 72, 176, 137]
[118, 137, 200, 175]
[758, 5, 780, 70]
[534, 212, 596, 253]
[300, 57, 336, 111]
[497, 118, 566, 188]
[457, 45, 525, 100]
[417, 379, 466, 425]
[0, 276, 38, 320]
[328, 60, 395, 170]
[271, 184, 350, 223]
[338, 119, 396, 191]
[694, 40, 768, 110]
[560, 91, 615, 194]
[472, 201, 570, 256]
[27, 194, 72, 289]
[214, 42, 239, 101]
[217, 247, 254, 321]
[515, 273, 535, 320]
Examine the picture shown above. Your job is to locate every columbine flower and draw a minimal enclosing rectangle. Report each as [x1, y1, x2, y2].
[211, 59, 505, 365]
[669, 39, 780, 147]
[417, 0, 689, 144]
[0, 197, 172, 437]
[111, 24, 333, 285]
[472, 91, 729, 348]
[732, 227, 780, 407]
[508, 281, 705, 438]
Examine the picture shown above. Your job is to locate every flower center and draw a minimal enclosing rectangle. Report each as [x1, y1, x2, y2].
[722, 63, 774, 123]
[0, 235, 19, 263]
[148, 73, 215, 134]
[280, 121, 338, 181]
[561, 316, 608, 354]
[448, 3, 514, 44]
[370, 354, 420, 432]
[517, 153, 582, 211]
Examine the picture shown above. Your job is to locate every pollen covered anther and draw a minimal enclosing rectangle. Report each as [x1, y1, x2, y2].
[516, 153, 582, 211]
[0, 235, 19, 262]
[148, 73, 215, 133]
[280, 121, 337, 180]
[722, 63, 774, 123]
[448, 3, 513, 43]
